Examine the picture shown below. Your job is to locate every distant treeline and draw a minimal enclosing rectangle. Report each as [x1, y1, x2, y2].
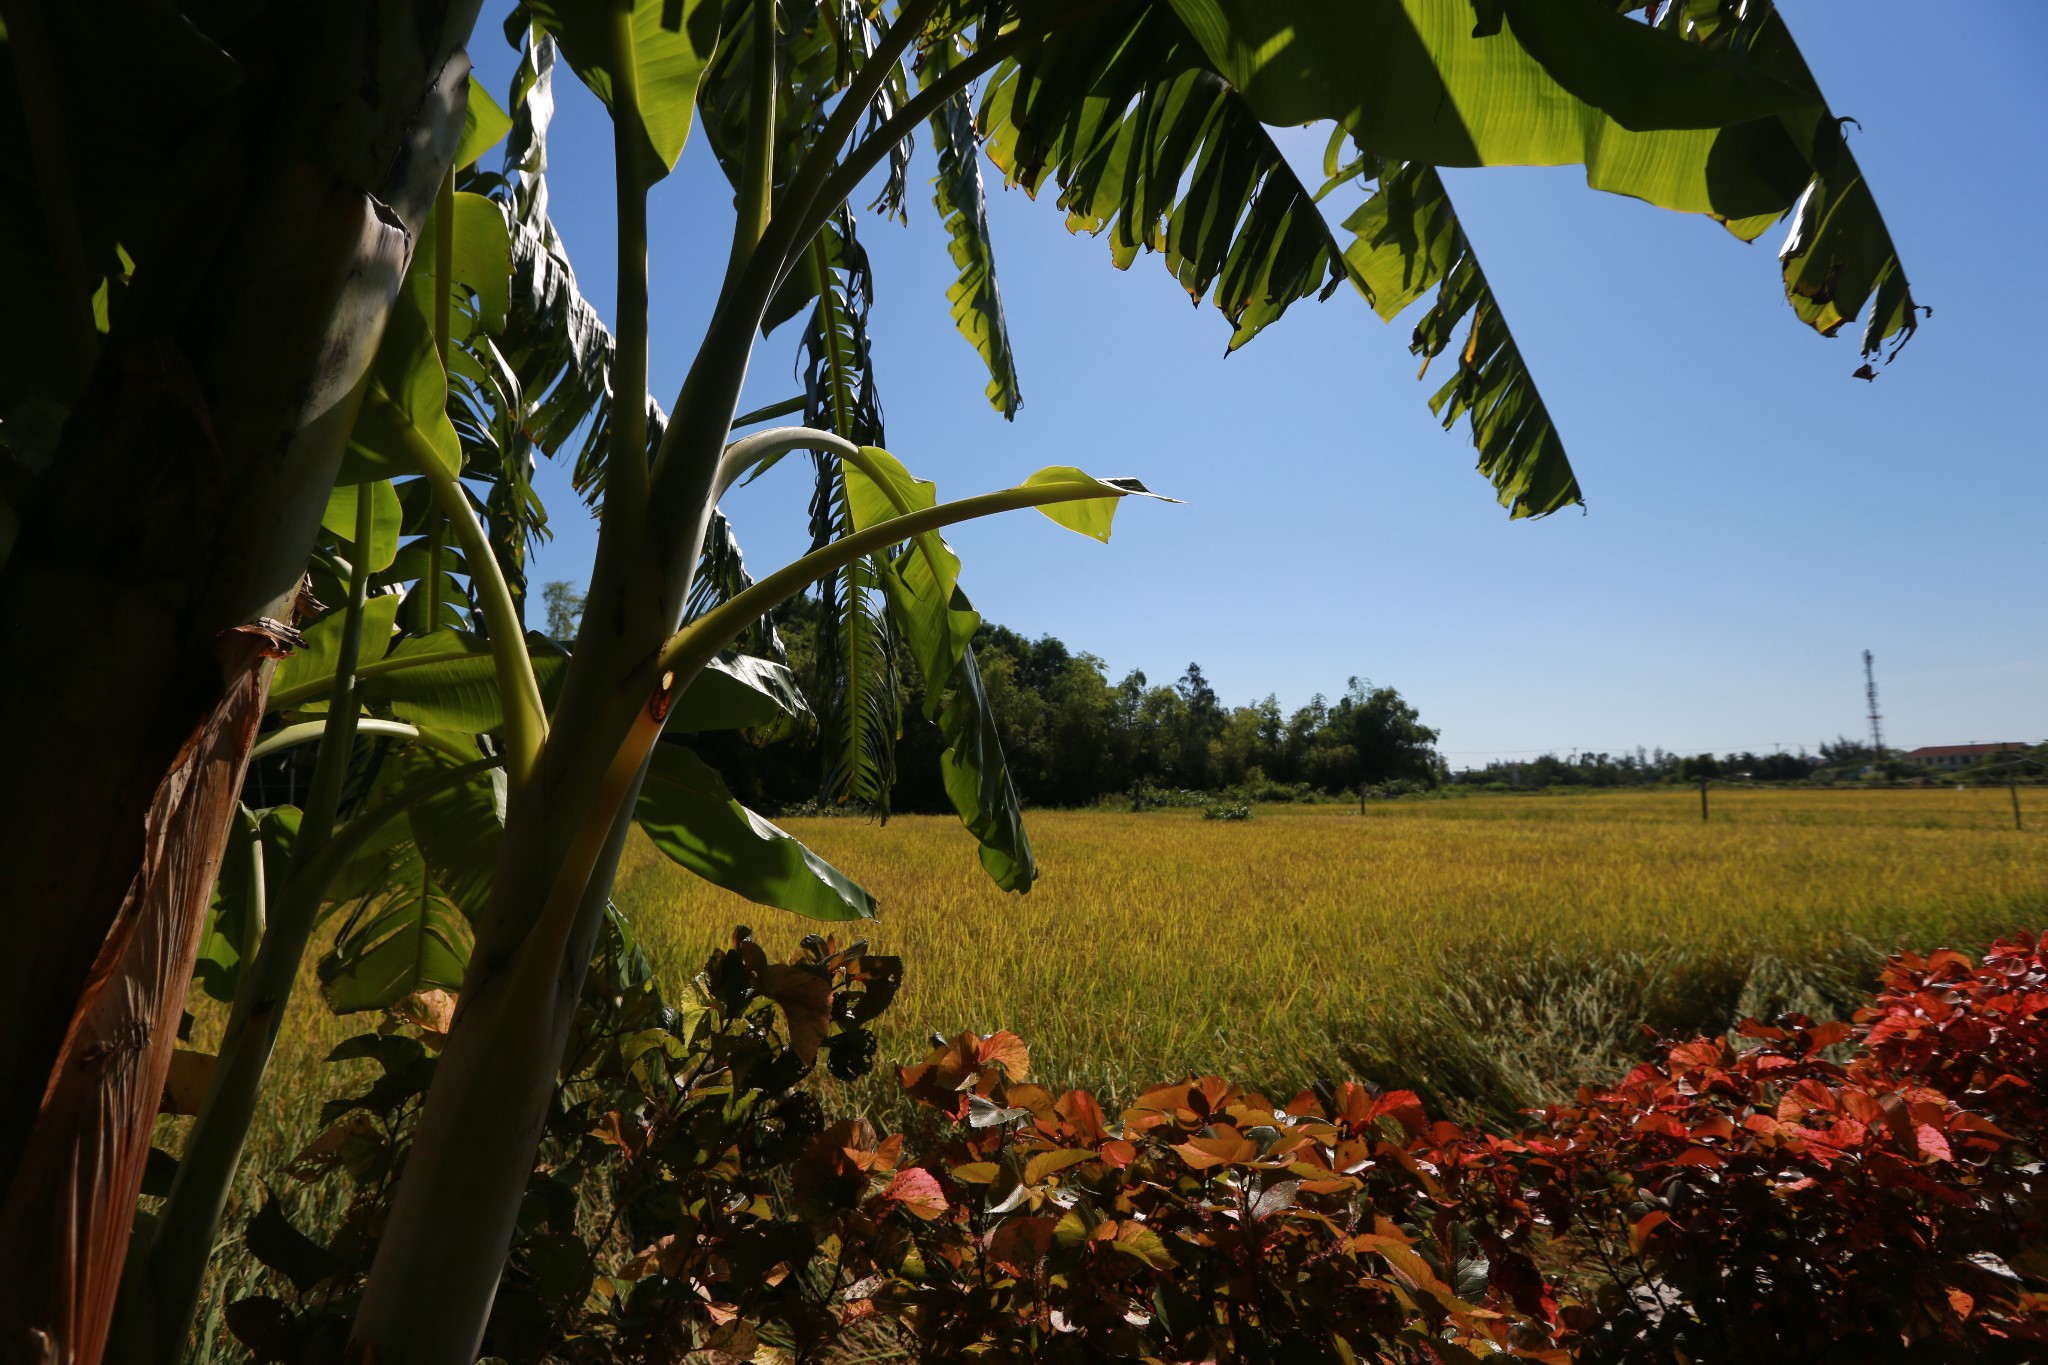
[1451, 738, 1891, 789]
[547, 584, 2025, 810]
[694, 598, 1445, 813]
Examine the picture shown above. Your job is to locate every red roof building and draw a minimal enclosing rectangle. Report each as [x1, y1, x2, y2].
[1902, 742, 2027, 772]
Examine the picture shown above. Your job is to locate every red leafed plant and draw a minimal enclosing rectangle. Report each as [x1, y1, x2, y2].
[836, 934, 2048, 1363]
[1859, 936, 2048, 1138]
[1410, 932, 2048, 1362]
[240, 929, 2048, 1364]
[865, 1041, 1562, 1363]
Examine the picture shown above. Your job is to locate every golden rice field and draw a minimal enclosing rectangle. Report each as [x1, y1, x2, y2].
[197, 786, 2048, 1172]
[611, 787, 2047, 1117]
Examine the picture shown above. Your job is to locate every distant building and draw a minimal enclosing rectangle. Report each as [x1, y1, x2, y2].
[1901, 742, 2026, 772]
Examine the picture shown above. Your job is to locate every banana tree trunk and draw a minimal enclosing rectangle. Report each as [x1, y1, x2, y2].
[0, 6, 482, 1359]
[346, 285, 771, 1365]
[349, 792, 648, 1363]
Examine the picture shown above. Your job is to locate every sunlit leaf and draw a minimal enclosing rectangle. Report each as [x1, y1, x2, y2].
[1164, 0, 1815, 216]
[982, 0, 1917, 517]
[344, 289, 462, 479]
[879, 1167, 947, 1220]
[270, 627, 568, 732]
[453, 77, 512, 171]
[978, 3, 1577, 514]
[366, 630, 569, 734]
[1340, 161, 1579, 517]
[322, 480, 403, 574]
[841, 448, 1035, 892]
[409, 191, 512, 341]
[526, 0, 721, 178]
[1021, 467, 1170, 543]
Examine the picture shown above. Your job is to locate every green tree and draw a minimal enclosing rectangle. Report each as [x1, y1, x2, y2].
[0, 2, 1920, 1359]
[1214, 700, 1276, 788]
[1821, 734, 1881, 769]
[1682, 752, 1722, 819]
[1174, 662, 1225, 788]
[1335, 677, 1444, 789]
[1681, 753, 1723, 783]
[540, 579, 586, 639]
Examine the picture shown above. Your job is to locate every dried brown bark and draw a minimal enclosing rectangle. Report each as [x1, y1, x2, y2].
[0, 622, 291, 1365]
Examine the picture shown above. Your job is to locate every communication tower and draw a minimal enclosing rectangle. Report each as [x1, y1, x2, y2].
[1863, 650, 1885, 762]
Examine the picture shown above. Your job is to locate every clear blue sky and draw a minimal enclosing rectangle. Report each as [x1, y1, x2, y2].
[477, 3, 2046, 765]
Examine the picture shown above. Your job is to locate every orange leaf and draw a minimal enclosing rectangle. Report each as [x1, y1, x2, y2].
[1055, 1089, 1108, 1142]
[1368, 1089, 1427, 1132]
[1807, 1021, 1853, 1050]
[1129, 1081, 1195, 1116]
[990, 1215, 1056, 1272]
[393, 987, 457, 1044]
[1172, 1132, 1254, 1171]
[1023, 1148, 1097, 1185]
[1330, 1082, 1375, 1127]
[1003, 1083, 1057, 1118]
[591, 1110, 650, 1156]
[841, 1131, 903, 1174]
[1353, 1236, 1454, 1299]
[759, 964, 832, 1064]
[977, 1031, 1031, 1080]
[1630, 1210, 1673, 1256]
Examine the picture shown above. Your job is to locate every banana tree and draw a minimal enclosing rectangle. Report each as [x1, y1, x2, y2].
[0, 1, 1920, 1362]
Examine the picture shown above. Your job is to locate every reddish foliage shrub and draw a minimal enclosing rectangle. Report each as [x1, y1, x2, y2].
[806, 934, 2048, 1362]
[238, 931, 2048, 1363]
[859, 1050, 1554, 1362]
[1490, 1013, 2046, 1360]
[1515, 932, 2048, 1360]
[1860, 937, 2048, 1139]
